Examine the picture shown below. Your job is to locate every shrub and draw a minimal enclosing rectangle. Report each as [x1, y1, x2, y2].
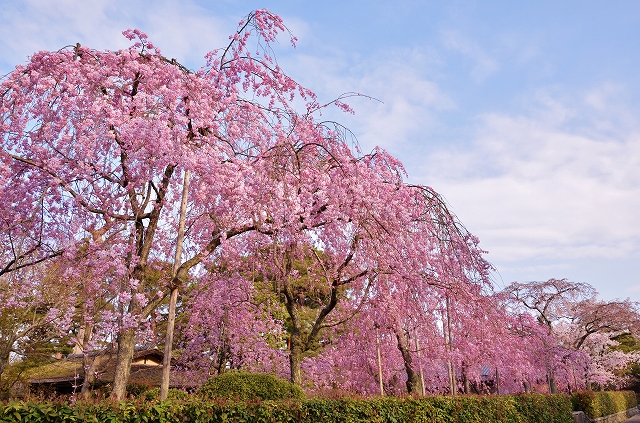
[141, 387, 190, 401]
[125, 382, 153, 398]
[283, 394, 572, 423]
[572, 390, 638, 419]
[0, 393, 574, 423]
[196, 371, 305, 401]
[513, 394, 574, 423]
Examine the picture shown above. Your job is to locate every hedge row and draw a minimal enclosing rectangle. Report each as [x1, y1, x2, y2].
[196, 371, 305, 401]
[571, 390, 638, 419]
[1, 394, 573, 423]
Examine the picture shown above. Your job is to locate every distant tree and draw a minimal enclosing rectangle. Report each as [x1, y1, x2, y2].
[557, 298, 640, 388]
[504, 279, 595, 328]
[611, 332, 640, 389]
[503, 279, 640, 392]
[570, 299, 640, 350]
[503, 278, 596, 393]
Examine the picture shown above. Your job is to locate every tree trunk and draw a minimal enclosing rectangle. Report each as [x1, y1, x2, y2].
[79, 317, 96, 399]
[548, 375, 557, 393]
[289, 334, 303, 386]
[80, 356, 95, 398]
[462, 363, 470, 394]
[447, 360, 457, 394]
[81, 351, 101, 399]
[395, 330, 423, 394]
[73, 325, 87, 355]
[111, 328, 135, 400]
[0, 344, 12, 388]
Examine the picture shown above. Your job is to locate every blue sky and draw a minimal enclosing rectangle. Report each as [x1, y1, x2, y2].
[2, 0, 639, 301]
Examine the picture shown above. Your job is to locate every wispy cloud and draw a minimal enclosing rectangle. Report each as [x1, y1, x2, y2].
[628, 285, 640, 293]
[277, 46, 453, 157]
[0, 0, 230, 72]
[419, 88, 640, 265]
[441, 29, 499, 81]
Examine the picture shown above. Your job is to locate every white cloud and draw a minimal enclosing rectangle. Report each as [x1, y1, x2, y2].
[418, 91, 640, 265]
[0, 0, 230, 72]
[344, 59, 454, 153]
[276, 47, 453, 156]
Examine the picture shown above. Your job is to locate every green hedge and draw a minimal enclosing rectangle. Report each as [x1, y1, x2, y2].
[571, 390, 638, 419]
[196, 371, 305, 401]
[0, 394, 573, 423]
[140, 387, 190, 401]
[304, 394, 572, 423]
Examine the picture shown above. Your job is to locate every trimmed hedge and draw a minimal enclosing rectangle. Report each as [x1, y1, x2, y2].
[0, 394, 573, 423]
[196, 371, 305, 401]
[304, 394, 572, 423]
[140, 387, 190, 401]
[571, 390, 638, 419]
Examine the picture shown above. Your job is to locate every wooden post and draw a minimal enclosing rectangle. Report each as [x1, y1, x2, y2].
[415, 336, 425, 396]
[375, 324, 384, 396]
[160, 170, 190, 400]
[444, 295, 456, 395]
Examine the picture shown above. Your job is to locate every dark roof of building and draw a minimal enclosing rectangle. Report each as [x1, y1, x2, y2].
[25, 348, 194, 388]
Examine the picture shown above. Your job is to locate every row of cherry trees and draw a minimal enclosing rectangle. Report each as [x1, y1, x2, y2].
[1, 10, 638, 399]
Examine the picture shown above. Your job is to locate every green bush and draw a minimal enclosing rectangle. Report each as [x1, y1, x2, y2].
[572, 390, 638, 419]
[140, 387, 190, 401]
[513, 394, 574, 423]
[353, 394, 572, 423]
[0, 393, 574, 423]
[196, 371, 305, 401]
[125, 382, 153, 398]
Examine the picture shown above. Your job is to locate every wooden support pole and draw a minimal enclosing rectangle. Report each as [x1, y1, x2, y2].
[160, 170, 190, 400]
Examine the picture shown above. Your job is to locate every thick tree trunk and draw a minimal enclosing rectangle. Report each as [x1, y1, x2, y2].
[395, 330, 423, 395]
[282, 247, 304, 387]
[111, 328, 136, 400]
[289, 334, 303, 386]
